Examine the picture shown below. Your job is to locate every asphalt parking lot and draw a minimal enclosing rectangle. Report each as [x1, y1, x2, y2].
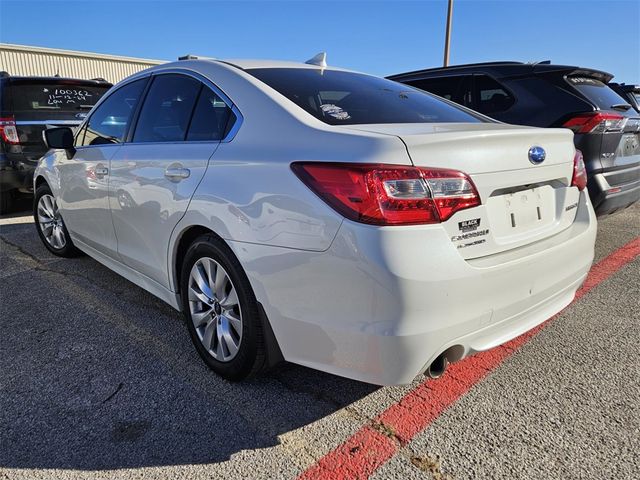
[0, 200, 638, 480]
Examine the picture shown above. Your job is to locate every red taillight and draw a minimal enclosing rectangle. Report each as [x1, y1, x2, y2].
[0, 116, 19, 144]
[291, 162, 480, 225]
[562, 112, 626, 134]
[571, 150, 588, 191]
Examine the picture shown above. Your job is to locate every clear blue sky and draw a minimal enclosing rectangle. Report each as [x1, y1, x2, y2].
[1, 0, 638, 83]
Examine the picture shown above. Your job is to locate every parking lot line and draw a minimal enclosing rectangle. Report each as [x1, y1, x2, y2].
[298, 236, 640, 480]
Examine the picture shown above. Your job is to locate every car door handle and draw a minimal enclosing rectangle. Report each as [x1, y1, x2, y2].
[95, 167, 109, 177]
[164, 167, 191, 181]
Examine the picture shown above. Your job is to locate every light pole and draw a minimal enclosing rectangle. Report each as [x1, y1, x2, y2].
[443, 0, 454, 67]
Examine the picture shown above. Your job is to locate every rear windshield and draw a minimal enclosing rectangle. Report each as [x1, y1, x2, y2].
[567, 77, 630, 110]
[247, 68, 483, 125]
[8, 81, 110, 117]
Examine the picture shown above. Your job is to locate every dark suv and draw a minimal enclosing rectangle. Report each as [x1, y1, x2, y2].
[388, 62, 640, 216]
[608, 83, 640, 114]
[0, 73, 112, 212]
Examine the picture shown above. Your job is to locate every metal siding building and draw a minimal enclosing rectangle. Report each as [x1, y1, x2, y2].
[0, 43, 165, 83]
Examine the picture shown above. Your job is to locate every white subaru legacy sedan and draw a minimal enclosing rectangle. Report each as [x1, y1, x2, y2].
[35, 55, 596, 385]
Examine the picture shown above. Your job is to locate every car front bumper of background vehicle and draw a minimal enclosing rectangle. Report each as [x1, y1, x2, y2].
[231, 190, 597, 386]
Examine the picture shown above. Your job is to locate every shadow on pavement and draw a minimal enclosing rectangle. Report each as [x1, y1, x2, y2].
[0, 220, 379, 471]
[0, 194, 32, 218]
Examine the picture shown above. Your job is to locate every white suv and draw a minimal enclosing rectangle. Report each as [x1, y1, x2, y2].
[35, 56, 596, 385]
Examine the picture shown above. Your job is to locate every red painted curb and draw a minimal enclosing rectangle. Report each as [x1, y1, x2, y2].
[298, 237, 640, 480]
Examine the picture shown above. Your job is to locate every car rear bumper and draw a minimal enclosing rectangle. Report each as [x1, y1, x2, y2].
[232, 190, 597, 385]
[589, 163, 640, 215]
[0, 153, 37, 193]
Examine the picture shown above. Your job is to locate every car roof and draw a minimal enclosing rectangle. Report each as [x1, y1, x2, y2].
[387, 61, 614, 83]
[0, 73, 112, 86]
[609, 82, 640, 93]
[220, 58, 352, 71]
[168, 56, 358, 74]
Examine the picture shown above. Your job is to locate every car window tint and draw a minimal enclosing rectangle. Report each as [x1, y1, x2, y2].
[133, 74, 201, 143]
[186, 86, 234, 141]
[567, 77, 630, 110]
[474, 75, 515, 115]
[404, 76, 466, 103]
[247, 68, 483, 125]
[81, 79, 146, 146]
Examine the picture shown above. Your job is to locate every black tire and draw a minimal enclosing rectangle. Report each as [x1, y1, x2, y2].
[33, 183, 80, 257]
[0, 189, 13, 214]
[180, 234, 266, 381]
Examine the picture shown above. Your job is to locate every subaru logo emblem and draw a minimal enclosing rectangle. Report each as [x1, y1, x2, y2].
[528, 146, 546, 165]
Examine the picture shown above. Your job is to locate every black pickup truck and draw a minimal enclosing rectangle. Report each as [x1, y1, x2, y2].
[0, 73, 112, 212]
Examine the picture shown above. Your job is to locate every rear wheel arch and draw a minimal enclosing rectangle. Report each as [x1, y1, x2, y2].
[173, 225, 226, 294]
[172, 224, 285, 371]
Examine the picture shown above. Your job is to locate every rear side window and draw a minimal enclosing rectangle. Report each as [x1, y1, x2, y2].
[404, 76, 469, 104]
[80, 78, 147, 146]
[133, 74, 200, 143]
[187, 86, 235, 141]
[247, 68, 482, 125]
[567, 77, 630, 110]
[474, 75, 515, 115]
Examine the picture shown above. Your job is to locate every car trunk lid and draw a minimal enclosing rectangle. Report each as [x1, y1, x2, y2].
[344, 123, 581, 259]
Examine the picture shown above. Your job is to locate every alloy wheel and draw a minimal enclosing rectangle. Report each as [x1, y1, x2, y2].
[37, 194, 66, 249]
[188, 257, 243, 362]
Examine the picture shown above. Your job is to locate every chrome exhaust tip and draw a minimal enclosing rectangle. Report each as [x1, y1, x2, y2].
[426, 354, 449, 379]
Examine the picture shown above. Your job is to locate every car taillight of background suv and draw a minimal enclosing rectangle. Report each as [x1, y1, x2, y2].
[0, 72, 112, 212]
[388, 62, 640, 216]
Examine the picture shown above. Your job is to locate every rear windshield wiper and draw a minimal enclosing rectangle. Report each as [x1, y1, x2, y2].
[610, 103, 632, 111]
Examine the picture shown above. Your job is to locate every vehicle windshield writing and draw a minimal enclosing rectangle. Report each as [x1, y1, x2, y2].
[10, 83, 110, 113]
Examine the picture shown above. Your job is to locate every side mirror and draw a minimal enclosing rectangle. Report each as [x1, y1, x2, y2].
[44, 127, 75, 152]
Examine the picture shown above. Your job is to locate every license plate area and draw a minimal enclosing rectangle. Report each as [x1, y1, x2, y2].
[619, 133, 640, 157]
[487, 185, 556, 240]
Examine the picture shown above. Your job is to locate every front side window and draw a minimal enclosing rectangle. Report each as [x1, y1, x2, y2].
[473, 75, 515, 115]
[81, 78, 147, 146]
[74, 123, 87, 147]
[247, 68, 482, 125]
[133, 74, 200, 143]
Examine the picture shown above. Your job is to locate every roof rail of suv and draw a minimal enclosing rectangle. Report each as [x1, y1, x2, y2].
[609, 82, 640, 92]
[428, 61, 524, 70]
[386, 61, 526, 79]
